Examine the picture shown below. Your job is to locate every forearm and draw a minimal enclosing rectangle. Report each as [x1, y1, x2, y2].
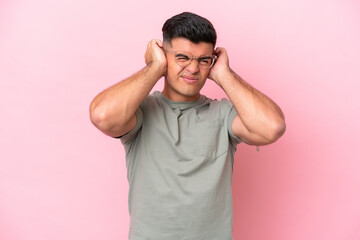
[220, 68, 285, 141]
[90, 63, 163, 135]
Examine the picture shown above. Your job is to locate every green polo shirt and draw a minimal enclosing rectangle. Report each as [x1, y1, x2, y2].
[120, 91, 242, 240]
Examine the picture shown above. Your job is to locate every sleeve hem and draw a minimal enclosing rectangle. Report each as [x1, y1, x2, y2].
[227, 106, 243, 145]
[119, 108, 143, 144]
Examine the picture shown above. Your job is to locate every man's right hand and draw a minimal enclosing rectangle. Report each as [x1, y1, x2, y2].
[144, 39, 167, 76]
[90, 39, 168, 138]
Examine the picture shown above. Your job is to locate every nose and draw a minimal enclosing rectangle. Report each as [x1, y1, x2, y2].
[185, 58, 200, 74]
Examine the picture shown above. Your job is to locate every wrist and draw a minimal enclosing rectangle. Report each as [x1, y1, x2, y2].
[147, 61, 167, 77]
[212, 66, 232, 87]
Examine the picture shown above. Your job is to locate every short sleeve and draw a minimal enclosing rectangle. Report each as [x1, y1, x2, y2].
[119, 107, 143, 145]
[227, 105, 243, 146]
[219, 99, 243, 146]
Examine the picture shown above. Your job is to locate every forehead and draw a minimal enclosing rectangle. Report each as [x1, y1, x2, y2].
[169, 37, 214, 56]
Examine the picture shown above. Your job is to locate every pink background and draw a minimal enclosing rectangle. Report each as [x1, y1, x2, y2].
[1, 0, 359, 239]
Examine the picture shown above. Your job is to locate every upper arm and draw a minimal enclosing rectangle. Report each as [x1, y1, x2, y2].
[231, 115, 274, 146]
[90, 110, 138, 138]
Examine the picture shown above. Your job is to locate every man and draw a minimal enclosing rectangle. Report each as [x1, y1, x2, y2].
[90, 12, 285, 240]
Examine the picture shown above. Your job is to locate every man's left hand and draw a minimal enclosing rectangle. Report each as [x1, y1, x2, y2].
[208, 47, 231, 87]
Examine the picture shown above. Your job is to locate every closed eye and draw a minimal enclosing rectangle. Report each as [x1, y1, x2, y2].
[199, 57, 212, 64]
[175, 54, 190, 61]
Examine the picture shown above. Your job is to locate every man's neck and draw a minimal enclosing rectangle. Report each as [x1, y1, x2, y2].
[161, 90, 201, 102]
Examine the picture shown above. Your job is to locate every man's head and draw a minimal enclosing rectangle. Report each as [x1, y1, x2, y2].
[161, 12, 217, 102]
[162, 12, 217, 47]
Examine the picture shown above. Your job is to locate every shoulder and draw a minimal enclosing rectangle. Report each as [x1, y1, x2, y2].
[206, 97, 234, 115]
[140, 91, 161, 108]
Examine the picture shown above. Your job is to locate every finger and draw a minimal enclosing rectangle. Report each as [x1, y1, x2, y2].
[215, 47, 224, 54]
[155, 39, 163, 48]
[147, 40, 153, 49]
[147, 39, 156, 48]
[213, 48, 220, 56]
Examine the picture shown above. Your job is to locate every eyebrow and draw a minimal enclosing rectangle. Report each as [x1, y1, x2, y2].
[174, 52, 213, 58]
[175, 53, 189, 57]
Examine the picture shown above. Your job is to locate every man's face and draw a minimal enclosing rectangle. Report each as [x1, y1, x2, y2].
[162, 37, 214, 102]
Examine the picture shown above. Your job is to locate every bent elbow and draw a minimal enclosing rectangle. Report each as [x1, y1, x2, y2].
[268, 119, 286, 143]
[89, 106, 111, 132]
[89, 103, 133, 137]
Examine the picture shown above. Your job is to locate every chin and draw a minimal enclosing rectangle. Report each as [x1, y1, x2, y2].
[179, 90, 202, 99]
